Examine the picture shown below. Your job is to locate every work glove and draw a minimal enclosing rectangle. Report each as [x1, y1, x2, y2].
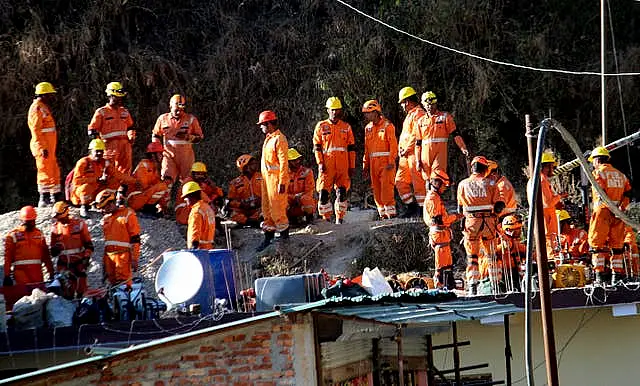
[3, 276, 13, 287]
[494, 201, 506, 214]
[41, 149, 49, 159]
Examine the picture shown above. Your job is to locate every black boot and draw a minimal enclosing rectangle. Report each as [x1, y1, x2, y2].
[256, 231, 275, 252]
[51, 192, 64, 204]
[401, 201, 419, 218]
[443, 270, 456, 290]
[38, 193, 48, 208]
[278, 228, 290, 240]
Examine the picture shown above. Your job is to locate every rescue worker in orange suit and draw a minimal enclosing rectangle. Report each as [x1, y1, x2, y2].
[176, 162, 224, 225]
[228, 155, 263, 227]
[415, 91, 469, 181]
[127, 142, 170, 216]
[457, 156, 504, 295]
[28, 82, 62, 207]
[257, 110, 290, 251]
[71, 139, 138, 218]
[3, 206, 54, 287]
[313, 97, 356, 224]
[423, 170, 463, 289]
[361, 100, 398, 220]
[152, 94, 203, 184]
[587, 146, 632, 284]
[496, 215, 526, 291]
[557, 210, 588, 263]
[624, 226, 639, 280]
[49, 201, 94, 298]
[181, 182, 216, 249]
[88, 82, 135, 175]
[487, 160, 518, 220]
[286, 148, 316, 225]
[395, 87, 427, 217]
[95, 190, 140, 288]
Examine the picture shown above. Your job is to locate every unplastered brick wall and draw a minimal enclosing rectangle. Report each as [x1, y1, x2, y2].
[22, 315, 318, 386]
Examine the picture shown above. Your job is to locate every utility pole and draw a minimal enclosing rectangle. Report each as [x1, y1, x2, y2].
[601, 0, 607, 145]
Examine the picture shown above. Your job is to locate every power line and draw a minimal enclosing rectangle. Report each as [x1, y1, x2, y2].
[335, 0, 640, 77]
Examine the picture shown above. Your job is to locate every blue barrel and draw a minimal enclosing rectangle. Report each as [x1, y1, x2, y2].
[163, 249, 237, 315]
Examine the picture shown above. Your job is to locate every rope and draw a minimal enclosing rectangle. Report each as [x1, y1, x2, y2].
[335, 0, 640, 77]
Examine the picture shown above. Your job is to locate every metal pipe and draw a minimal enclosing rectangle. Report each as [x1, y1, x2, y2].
[504, 315, 512, 386]
[524, 115, 536, 386]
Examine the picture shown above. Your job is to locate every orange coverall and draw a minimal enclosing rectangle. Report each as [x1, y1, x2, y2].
[4, 226, 53, 285]
[457, 173, 499, 285]
[395, 105, 426, 206]
[261, 129, 289, 232]
[28, 99, 61, 194]
[176, 177, 224, 225]
[496, 175, 517, 215]
[88, 104, 135, 174]
[287, 166, 316, 219]
[102, 207, 140, 287]
[152, 113, 203, 182]
[70, 156, 136, 206]
[187, 200, 216, 249]
[416, 110, 456, 180]
[50, 218, 94, 295]
[493, 233, 526, 287]
[539, 173, 562, 253]
[423, 189, 457, 285]
[228, 173, 263, 225]
[127, 158, 169, 211]
[363, 117, 398, 218]
[313, 119, 355, 221]
[588, 163, 631, 274]
[624, 226, 639, 277]
[558, 228, 589, 262]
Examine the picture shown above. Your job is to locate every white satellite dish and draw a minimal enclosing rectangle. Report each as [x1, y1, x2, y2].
[155, 251, 204, 309]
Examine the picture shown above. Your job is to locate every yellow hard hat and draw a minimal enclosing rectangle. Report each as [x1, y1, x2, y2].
[88, 139, 106, 151]
[191, 162, 207, 173]
[35, 82, 56, 95]
[181, 181, 201, 198]
[541, 152, 557, 165]
[325, 97, 342, 110]
[105, 82, 127, 97]
[556, 209, 571, 222]
[502, 215, 523, 231]
[52, 201, 70, 219]
[421, 91, 437, 104]
[288, 148, 302, 161]
[398, 86, 417, 103]
[588, 146, 610, 162]
[170, 94, 186, 108]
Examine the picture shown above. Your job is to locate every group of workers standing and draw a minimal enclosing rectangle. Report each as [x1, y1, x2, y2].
[3, 81, 637, 298]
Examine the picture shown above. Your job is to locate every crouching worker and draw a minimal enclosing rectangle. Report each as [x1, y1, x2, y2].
[50, 201, 94, 298]
[182, 181, 216, 250]
[228, 155, 263, 227]
[96, 190, 140, 288]
[423, 170, 462, 289]
[286, 148, 316, 226]
[175, 162, 224, 225]
[3, 206, 54, 287]
[126, 142, 170, 217]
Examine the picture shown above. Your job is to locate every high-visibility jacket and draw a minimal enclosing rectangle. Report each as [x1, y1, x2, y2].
[457, 173, 499, 215]
[187, 200, 216, 249]
[28, 98, 61, 194]
[88, 104, 134, 174]
[398, 105, 424, 158]
[126, 158, 169, 211]
[424, 189, 457, 272]
[261, 129, 289, 232]
[132, 158, 161, 188]
[228, 173, 263, 210]
[495, 175, 517, 214]
[152, 113, 203, 182]
[559, 228, 589, 259]
[313, 119, 355, 191]
[416, 110, 456, 177]
[287, 165, 316, 217]
[102, 207, 140, 285]
[50, 217, 93, 262]
[624, 226, 639, 276]
[175, 177, 224, 225]
[591, 163, 631, 211]
[396, 105, 426, 205]
[70, 156, 137, 205]
[364, 117, 398, 218]
[496, 235, 526, 270]
[4, 226, 53, 285]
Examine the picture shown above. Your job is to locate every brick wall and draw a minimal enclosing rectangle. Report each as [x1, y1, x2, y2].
[19, 314, 317, 386]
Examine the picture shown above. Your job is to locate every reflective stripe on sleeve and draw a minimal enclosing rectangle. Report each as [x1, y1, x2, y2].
[14, 259, 42, 266]
[101, 131, 127, 139]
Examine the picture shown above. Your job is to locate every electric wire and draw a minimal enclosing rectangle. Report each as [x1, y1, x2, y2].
[335, 0, 640, 77]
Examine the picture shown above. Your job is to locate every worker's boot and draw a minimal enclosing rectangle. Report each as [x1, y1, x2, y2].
[278, 227, 290, 240]
[594, 271, 603, 285]
[37, 193, 48, 208]
[256, 231, 275, 252]
[444, 270, 456, 291]
[51, 192, 64, 204]
[79, 205, 89, 218]
[467, 282, 478, 296]
[400, 201, 419, 218]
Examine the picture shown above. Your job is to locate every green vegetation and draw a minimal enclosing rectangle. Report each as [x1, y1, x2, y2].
[2, 0, 639, 212]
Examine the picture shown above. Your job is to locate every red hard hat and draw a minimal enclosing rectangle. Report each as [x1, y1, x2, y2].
[20, 206, 37, 221]
[471, 156, 489, 166]
[257, 110, 277, 125]
[146, 142, 164, 153]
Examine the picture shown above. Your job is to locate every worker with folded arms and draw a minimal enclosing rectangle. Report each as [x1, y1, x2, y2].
[88, 82, 135, 174]
[286, 148, 316, 225]
[3, 206, 53, 287]
[28, 82, 62, 207]
[228, 155, 263, 227]
[182, 182, 216, 250]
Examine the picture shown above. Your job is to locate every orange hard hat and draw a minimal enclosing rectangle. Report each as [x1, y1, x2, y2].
[170, 94, 186, 109]
[430, 170, 450, 186]
[362, 100, 382, 113]
[487, 160, 498, 172]
[52, 201, 70, 219]
[471, 156, 489, 166]
[19, 206, 37, 221]
[146, 142, 164, 153]
[236, 154, 254, 171]
[95, 190, 116, 209]
[257, 110, 277, 125]
[502, 215, 523, 231]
